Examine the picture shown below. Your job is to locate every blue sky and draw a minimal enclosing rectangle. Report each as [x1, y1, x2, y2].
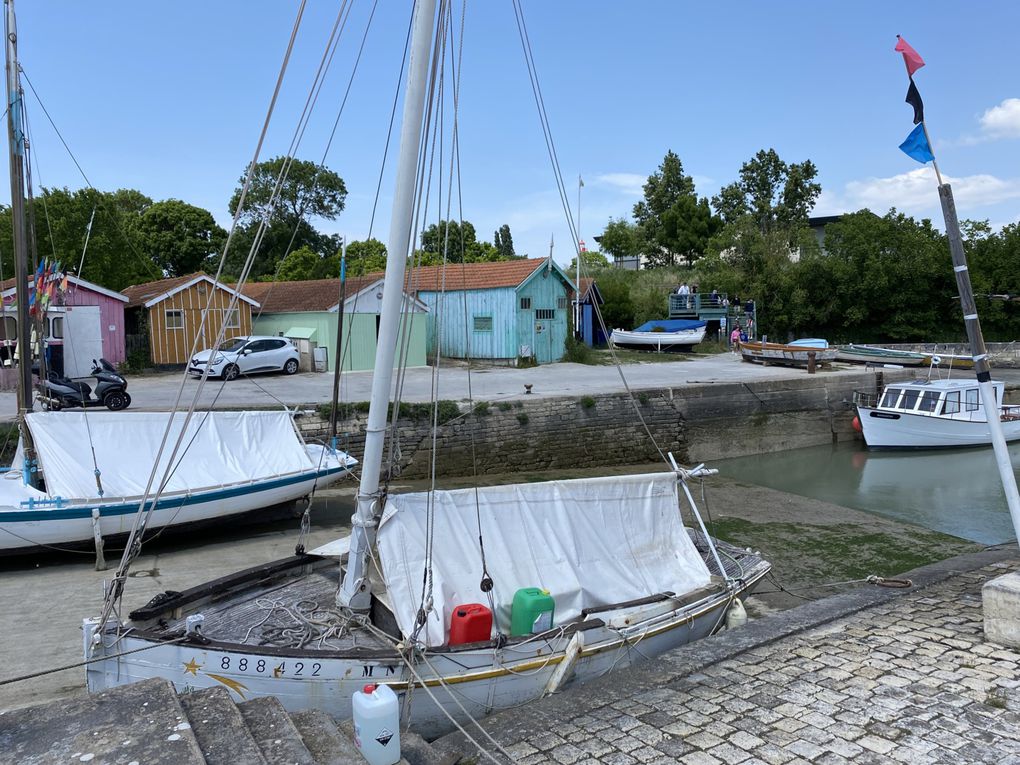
[6, 1, 1020, 268]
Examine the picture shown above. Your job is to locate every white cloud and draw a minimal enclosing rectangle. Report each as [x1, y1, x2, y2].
[979, 98, 1020, 139]
[819, 168, 1020, 218]
[592, 173, 645, 196]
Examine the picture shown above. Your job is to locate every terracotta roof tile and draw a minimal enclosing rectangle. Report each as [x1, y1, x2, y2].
[121, 272, 208, 307]
[366, 258, 554, 292]
[240, 276, 381, 313]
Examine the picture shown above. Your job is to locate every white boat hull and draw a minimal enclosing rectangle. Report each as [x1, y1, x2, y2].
[0, 449, 353, 552]
[610, 327, 706, 351]
[84, 563, 767, 739]
[857, 406, 1020, 449]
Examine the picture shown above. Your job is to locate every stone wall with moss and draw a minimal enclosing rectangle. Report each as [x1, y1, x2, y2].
[297, 369, 915, 480]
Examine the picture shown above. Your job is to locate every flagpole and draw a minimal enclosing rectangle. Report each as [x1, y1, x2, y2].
[896, 35, 1020, 546]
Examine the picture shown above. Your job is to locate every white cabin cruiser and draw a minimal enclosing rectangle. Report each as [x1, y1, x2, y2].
[853, 378, 1020, 449]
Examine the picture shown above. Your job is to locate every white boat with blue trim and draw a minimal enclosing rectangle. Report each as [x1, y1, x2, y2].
[853, 377, 1020, 449]
[0, 410, 355, 552]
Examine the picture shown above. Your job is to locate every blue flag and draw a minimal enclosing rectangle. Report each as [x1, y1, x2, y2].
[899, 123, 934, 164]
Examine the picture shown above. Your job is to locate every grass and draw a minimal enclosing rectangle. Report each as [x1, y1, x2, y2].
[587, 348, 700, 365]
[317, 400, 461, 424]
[579, 395, 596, 410]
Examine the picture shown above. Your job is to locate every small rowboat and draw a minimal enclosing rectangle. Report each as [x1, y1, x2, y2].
[610, 319, 706, 352]
[836, 344, 932, 367]
[738, 338, 837, 368]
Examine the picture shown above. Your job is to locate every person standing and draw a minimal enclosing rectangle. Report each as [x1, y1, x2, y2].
[730, 325, 741, 353]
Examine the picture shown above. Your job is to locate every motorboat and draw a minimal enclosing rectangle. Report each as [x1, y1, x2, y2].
[853, 377, 1020, 448]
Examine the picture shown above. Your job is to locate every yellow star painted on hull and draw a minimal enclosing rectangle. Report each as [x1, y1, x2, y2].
[182, 658, 202, 676]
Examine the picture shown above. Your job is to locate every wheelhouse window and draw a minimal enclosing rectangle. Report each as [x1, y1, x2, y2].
[898, 389, 920, 410]
[880, 389, 900, 408]
[536, 309, 555, 320]
[919, 390, 940, 413]
[941, 391, 961, 414]
[520, 297, 531, 310]
[165, 309, 184, 330]
[473, 315, 493, 332]
[964, 389, 980, 411]
[49, 317, 64, 339]
[224, 308, 240, 329]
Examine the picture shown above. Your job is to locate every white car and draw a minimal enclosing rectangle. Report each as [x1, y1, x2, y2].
[189, 336, 301, 381]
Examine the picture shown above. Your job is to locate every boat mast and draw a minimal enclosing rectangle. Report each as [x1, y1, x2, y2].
[327, 237, 347, 446]
[338, 0, 436, 612]
[4, 0, 36, 481]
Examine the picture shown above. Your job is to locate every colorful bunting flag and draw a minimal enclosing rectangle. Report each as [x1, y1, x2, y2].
[895, 35, 925, 76]
[905, 80, 924, 125]
[899, 123, 934, 164]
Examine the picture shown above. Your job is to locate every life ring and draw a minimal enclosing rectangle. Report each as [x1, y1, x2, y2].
[931, 354, 942, 365]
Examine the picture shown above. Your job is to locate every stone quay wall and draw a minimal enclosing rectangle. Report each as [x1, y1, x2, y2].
[296, 369, 913, 480]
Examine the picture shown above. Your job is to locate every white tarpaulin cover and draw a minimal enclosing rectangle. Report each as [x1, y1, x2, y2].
[376, 472, 713, 647]
[22, 411, 316, 499]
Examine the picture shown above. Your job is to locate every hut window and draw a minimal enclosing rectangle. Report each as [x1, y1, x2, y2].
[520, 297, 531, 310]
[473, 315, 493, 332]
[49, 317, 64, 339]
[536, 309, 554, 320]
[557, 296, 568, 310]
[224, 308, 240, 329]
[166, 309, 184, 330]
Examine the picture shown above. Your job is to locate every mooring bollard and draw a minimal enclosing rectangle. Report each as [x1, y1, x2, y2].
[807, 350, 817, 374]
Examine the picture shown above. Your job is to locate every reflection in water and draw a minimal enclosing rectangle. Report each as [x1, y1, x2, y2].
[714, 442, 1019, 545]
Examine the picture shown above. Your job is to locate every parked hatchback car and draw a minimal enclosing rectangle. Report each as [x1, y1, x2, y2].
[189, 336, 300, 381]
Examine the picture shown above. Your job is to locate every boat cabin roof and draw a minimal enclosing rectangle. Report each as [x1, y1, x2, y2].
[887, 378, 996, 392]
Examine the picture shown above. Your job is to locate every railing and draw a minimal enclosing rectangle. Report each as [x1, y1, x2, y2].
[852, 390, 879, 408]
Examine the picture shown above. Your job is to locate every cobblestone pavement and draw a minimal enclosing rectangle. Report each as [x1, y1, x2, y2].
[436, 551, 1020, 764]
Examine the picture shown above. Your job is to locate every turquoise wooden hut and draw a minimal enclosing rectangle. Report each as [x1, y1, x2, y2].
[406, 258, 575, 364]
[242, 277, 428, 372]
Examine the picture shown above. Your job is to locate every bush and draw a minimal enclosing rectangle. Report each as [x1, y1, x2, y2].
[516, 355, 538, 368]
[516, 412, 529, 426]
[473, 401, 490, 416]
[497, 401, 513, 411]
[562, 335, 595, 364]
[580, 395, 596, 410]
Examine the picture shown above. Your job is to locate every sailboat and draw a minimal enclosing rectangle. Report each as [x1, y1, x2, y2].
[0, 1, 356, 555]
[82, 0, 770, 740]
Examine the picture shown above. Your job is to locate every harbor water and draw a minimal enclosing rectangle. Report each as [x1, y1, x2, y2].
[714, 441, 1020, 545]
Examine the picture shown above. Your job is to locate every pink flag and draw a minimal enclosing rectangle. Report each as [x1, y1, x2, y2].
[895, 35, 925, 76]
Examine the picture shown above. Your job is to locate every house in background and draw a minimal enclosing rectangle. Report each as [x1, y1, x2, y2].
[405, 258, 575, 364]
[573, 277, 606, 347]
[0, 274, 128, 378]
[241, 276, 428, 373]
[122, 273, 258, 367]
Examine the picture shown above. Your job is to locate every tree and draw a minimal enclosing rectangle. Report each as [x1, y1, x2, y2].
[228, 157, 347, 227]
[420, 219, 479, 262]
[712, 148, 821, 236]
[567, 250, 610, 274]
[346, 238, 387, 275]
[598, 218, 641, 265]
[632, 150, 719, 268]
[133, 199, 226, 277]
[493, 224, 515, 259]
[225, 157, 347, 279]
[276, 246, 328, 281]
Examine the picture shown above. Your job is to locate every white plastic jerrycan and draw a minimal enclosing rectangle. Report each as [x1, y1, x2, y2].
[352, 683, 401, 765]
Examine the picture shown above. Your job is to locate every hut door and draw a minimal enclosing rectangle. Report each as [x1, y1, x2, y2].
[63, 305, 103, 377]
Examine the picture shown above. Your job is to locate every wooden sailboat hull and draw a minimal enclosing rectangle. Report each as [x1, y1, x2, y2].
[84, 548, 770, 739]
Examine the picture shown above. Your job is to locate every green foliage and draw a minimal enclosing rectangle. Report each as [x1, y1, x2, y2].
[317, 400, 461, 425]
[277, 246, 338, 281]
[598, 218, 642, 264]
[497, 401, 513, 411]
[225, 158, 347, 280]
[517, 355, 538, 368]
[346, 238, 387, 275]
[121, 347, 152, 373]
[493, 224, 515, 259]
[579, 395, 596, 409]
[711, 148, 821, 237]
[592, 268, 636, 332]
[563, 335, 595, 364]
[567, 249, 610, 274]
[632, 150, 719, 267]
[473, 401, 490, 416]
[516, 412, 529, 426]
[133, 199, 226, 277]
[638, 392, 650, 406]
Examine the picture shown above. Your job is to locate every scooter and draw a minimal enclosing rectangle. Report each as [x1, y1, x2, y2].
[36, 358, 131, 411]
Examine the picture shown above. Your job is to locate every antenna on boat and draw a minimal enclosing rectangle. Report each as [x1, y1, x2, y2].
[337, 0, 437, 613]
[4, 0, 38, 487]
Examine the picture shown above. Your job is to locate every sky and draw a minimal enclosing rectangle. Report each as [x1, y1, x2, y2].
[5, 1, 1020, 269]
